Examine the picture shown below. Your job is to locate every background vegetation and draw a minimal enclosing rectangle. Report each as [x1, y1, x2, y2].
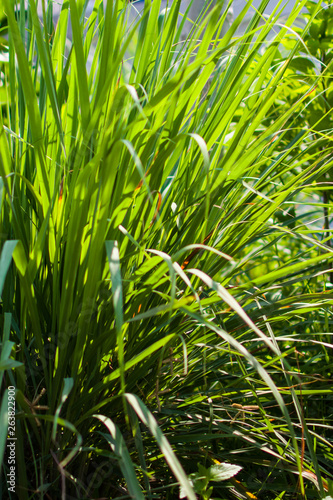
[0, 0, 332, 498]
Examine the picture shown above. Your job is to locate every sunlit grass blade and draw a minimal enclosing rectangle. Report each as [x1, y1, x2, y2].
[2, 0, 50, 211]
[125, 393, 197, 500]
[94, 414, 145, 500]
[68, 0, 91, 132]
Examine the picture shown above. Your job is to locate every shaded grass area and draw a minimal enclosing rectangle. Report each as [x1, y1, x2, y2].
[0, 0, 333, 498]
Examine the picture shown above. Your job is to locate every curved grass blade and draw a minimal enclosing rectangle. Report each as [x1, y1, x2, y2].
[94, 414, 145, 500]
[126, 393, 197, 500]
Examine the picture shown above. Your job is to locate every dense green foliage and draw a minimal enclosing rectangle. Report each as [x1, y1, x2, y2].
[0, 0, 333, 498]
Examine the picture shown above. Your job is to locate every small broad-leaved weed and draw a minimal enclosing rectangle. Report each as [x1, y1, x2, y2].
[179, 462, 242, 500]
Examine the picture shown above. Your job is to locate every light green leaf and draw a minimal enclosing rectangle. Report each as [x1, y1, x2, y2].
[209, 463, 242, 481]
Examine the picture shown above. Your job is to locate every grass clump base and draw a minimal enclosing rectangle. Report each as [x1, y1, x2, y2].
[0, 0, 333, 498]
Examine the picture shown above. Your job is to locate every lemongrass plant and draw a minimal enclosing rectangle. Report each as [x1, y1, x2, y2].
[0, 0, 333, 498]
